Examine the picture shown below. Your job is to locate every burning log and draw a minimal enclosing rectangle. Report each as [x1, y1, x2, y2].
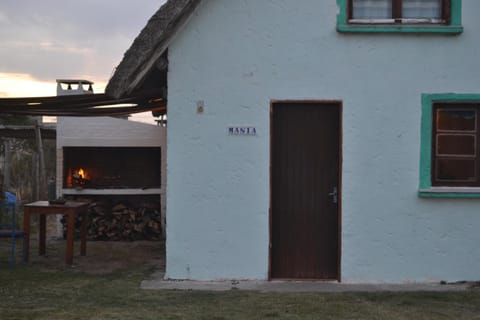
[68, 168, 91, 187]
[72, 173, 89, 185]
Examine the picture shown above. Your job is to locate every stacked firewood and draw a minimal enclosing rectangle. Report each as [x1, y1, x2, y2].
[61, 200, 162, 241]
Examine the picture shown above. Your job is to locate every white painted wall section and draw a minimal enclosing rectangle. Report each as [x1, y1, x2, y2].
[165, 0, 480, 282]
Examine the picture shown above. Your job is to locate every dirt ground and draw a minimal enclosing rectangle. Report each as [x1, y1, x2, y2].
[5, 214, 166, 274]
[30, 238, 166, 275]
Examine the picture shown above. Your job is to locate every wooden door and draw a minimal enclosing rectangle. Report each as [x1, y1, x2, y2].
[270, 101, 341, 280]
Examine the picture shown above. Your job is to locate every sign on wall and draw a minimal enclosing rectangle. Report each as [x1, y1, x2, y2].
[228, 127, 257, 136]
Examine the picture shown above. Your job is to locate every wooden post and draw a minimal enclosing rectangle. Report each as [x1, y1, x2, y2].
[32, 153, 39, 201]
[3, 139, 11, 191]
[34, 121, 47, 199]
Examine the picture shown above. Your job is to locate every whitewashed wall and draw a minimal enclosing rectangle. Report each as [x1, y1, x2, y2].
[165, 0, 480, 282]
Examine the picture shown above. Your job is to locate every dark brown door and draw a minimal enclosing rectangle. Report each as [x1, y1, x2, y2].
[270, 102, 341, 280]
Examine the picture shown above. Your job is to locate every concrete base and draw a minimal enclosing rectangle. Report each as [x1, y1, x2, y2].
[141, 273, 469, 292]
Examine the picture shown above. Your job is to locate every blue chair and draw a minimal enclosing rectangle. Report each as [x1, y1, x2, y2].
[0, 201, 27, 268]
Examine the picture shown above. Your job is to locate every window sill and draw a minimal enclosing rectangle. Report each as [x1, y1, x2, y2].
[337, 24, 463, 34]
[418, 187, 480, 198]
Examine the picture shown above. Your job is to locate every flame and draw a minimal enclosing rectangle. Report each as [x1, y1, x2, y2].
[74, 168, 89, 182]
[78, 168, 86, 179]
[66, 167, 89, 187]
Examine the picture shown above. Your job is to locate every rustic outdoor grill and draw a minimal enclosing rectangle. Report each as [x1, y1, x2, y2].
[50, 81, 166, 241]
[60, 146, 163, 240]
[63, 147, 161, 189]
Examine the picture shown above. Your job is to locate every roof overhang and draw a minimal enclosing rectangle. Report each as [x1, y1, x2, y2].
[0, 90, 166, 117]
[105, 0, 202, 99]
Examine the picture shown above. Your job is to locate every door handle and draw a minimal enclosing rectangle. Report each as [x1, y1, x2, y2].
[328, 187, 338, 204]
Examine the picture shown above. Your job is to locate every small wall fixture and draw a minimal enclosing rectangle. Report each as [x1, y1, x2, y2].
[197, 100, 204, 114]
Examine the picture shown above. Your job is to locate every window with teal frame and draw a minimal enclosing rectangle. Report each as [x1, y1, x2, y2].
[419, 94, 480, 198]
[337, 0, 463, 34]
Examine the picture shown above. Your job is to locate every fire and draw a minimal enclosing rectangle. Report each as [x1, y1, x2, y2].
[77, 168, 87, 179]
[69, 167, 90, 187]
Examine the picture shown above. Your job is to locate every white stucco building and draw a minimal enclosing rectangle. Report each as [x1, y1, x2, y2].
[106, 0, 480, 283]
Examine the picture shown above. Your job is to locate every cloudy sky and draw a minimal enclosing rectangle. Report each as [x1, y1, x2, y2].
[0, 0, 166, 99]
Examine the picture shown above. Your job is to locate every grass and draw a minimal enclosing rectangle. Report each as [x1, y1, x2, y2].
[1, 240, 480, 319]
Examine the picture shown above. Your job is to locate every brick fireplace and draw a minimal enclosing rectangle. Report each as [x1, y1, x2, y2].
[56, 116, 166, 239]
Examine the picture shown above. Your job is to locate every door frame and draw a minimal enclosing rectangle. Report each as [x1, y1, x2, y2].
[268, 99, 343, 281]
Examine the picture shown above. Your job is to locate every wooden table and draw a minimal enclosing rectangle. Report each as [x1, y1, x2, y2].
[23, 201, 89, 265]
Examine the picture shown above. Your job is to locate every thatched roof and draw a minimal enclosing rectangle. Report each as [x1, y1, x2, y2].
[106, 0, 202, 99]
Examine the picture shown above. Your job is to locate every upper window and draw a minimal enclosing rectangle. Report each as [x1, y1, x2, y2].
[337, 0, 463, 34]
[350, 0, 448, 24]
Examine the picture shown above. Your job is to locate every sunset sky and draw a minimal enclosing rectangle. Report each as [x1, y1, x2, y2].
[0, 0, 167, 122]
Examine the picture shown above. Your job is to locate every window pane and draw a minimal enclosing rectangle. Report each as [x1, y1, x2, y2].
[402, 0, 442, 19]
[437, 109, 476, 131]
[352, 0, 392, 19]
[437, 135, 475, 156]
[436, 159, 476, 181]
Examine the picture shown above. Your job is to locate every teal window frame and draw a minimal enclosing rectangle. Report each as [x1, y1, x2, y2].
[337, 0, 463, 34]
[419, 93, 480, 198]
